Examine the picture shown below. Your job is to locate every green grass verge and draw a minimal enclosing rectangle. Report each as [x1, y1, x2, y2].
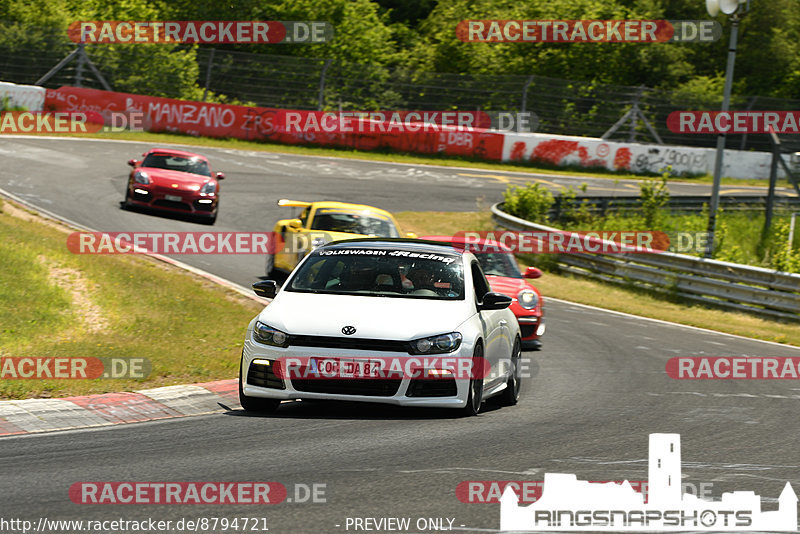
[0, 199, 263, 399]
[393, 210, 800, 347]
[30, 130, 787, 188]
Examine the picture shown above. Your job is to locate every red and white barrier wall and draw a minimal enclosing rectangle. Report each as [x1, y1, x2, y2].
[502, 132, 782, 179]
[43, 86, 781, 180]
[44, 86, 504, 161]
[1, 81, 46, 111]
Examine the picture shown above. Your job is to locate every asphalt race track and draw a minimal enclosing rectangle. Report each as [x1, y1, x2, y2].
[1, 137, 799, 533]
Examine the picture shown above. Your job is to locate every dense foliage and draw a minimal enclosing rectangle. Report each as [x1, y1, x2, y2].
[1, 0, 798, 102]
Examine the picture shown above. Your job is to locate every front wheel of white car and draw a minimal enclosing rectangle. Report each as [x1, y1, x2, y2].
[238, 356, 280, 414]
[460, 343, 484, 417]
[499, 337, 522, 406]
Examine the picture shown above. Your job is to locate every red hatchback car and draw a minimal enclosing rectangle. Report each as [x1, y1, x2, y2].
[123, 148, 224, 224]
[423, 235, 545, 350]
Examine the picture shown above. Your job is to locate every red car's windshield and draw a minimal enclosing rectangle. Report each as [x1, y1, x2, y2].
[476, 252, 522, 278]
[141, 154, 211, 177]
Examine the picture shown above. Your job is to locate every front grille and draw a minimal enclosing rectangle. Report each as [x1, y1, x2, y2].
[520, 324, 537, 338]
[289, 335, 410, 353]
[153, 199, 192, 211]
[293, 378, 401, 396]
[406, 378, 457, 397]
[132, 191, 151, 202]
[193, 200, 215, 212]
[247, 361, 285, 389]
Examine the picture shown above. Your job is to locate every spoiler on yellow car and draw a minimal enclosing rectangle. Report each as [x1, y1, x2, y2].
[277, 199, 312, 208]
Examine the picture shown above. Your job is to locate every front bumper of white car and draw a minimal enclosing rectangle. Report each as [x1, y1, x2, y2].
[241, 327, 477, 408]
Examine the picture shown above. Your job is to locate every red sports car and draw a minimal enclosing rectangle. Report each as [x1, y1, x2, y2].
[123, 148, 225, 224]
[423, 235, 545, 350]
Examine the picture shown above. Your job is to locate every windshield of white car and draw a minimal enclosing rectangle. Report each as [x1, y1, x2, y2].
[476, 252, 522, 278]
[286, 249, 464, 300]
[141, 154, 212, 177]
[310, 211, 400, 237]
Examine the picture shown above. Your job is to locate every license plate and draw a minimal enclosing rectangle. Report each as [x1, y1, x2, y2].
[309, 358, 383, 378]
[164, 194, 182, 202]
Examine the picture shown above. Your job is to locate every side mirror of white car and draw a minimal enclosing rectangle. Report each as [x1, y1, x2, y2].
[253, 280, 277, 299]
[478, 292, 512, 311]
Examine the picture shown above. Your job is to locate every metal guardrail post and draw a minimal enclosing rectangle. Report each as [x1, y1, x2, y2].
[202, 48, 216, 102]
[35, 43, 111, 90]
[317, 59, 333, 111]
[521, 75, 535, 114]
[74, 43, 86, 87]
[739, 95, 758, 150]
[764, 129, 781, 236]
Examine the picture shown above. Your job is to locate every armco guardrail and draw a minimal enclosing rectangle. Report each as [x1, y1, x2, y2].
[491, 203, 800, 322]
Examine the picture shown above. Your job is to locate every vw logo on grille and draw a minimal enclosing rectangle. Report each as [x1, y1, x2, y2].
[341, 326, 357, 335]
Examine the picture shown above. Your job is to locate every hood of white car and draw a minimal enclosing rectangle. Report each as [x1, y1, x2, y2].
[259, 292, 471, 340]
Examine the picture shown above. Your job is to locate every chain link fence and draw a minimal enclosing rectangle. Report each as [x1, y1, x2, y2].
[2, 38, 799, 154]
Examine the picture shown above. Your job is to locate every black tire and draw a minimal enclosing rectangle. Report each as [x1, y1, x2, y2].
[460, 343, 484, 417]
[122, 187, 132, 209]
[499, 337, 522, 407]
[238, 357, 280, 414]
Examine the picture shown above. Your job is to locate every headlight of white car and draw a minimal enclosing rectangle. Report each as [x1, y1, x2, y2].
[518, 289, 539, 309]
[409, 332, 462, 355]
[253, 321, 289, 347]
[134, 170, 150, 184]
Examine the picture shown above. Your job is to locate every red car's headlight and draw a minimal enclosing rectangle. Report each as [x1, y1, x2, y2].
[517, 289, 538, 309]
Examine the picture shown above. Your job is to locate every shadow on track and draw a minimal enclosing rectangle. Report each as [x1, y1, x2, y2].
[223, 397, 506, 421]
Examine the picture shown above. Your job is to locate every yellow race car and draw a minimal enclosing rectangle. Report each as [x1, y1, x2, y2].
[266, 199, 416, 276]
